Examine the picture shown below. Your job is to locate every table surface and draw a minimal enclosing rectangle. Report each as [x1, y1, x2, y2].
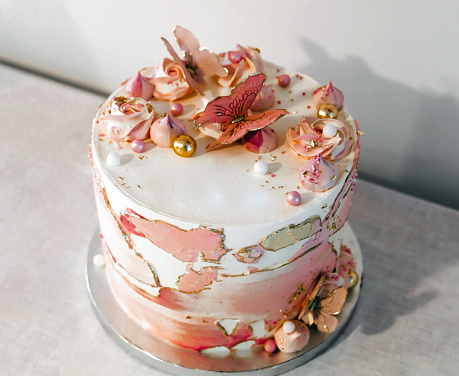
[1, 64, 458, 376]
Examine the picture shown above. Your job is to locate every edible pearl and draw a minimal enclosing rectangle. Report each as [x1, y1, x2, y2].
[228, 51, 242, 63]
[348, 270, 359, 289]
[322, 124, 338, 138]
[170, 103, 183, 116]
[264, 339, 277, 353]
[131, 139, 145, 153]
[277, 74, 291, 87]
[282, 321, 296, 334]
[106, 152, 121, 166]
[93, 254, 105, 267]
[317, 103, 338, 119]
[173, 135, 197, 157]
[253, 161, 268, 175]
[287, 191, 301, 206]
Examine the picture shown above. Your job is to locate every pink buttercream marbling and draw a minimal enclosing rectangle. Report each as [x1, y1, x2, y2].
[91, 167, 157, 286]
[127, 215, 226, 262]
[105, 235, 335, 351]
[176, 266, 219, 293]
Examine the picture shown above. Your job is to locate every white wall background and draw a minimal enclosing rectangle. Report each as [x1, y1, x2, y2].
[1, 0, 458, 209]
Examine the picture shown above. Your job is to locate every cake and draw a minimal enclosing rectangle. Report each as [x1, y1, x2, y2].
[90, 26, 361, 355]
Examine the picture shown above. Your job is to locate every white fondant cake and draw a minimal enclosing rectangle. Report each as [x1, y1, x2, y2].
[90, 27, 361, 353]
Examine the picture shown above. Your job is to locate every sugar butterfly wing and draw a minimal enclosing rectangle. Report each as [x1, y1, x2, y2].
[194, 73, 266, 128]
[161, 37, 200, 92]
[315, 287, 347, 333]
[174, 26, 227, 79]
[206, 109, 287, 151]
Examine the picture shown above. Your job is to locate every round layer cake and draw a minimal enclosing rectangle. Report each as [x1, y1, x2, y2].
[90, 27, 361, 353]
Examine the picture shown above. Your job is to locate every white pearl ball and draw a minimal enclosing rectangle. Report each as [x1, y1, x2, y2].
[253, 161, 268, 175]
[107, 152, 121, 166]
[282, 320, 296, 334]
[323, 124, 338, 138]
[93, 254, 105, 267]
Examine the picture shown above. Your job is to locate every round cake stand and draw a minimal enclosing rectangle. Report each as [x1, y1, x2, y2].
[86, 223, 363, 376]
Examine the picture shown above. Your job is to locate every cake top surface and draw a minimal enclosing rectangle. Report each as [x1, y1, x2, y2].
[92, 28, 357, 227]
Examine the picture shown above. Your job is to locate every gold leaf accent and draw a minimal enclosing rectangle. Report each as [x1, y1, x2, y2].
[259, 215, 321, 251]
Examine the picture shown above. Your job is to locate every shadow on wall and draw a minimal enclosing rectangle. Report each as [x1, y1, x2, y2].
[298, 38, 459, 211]
[294, 39, 459, 346]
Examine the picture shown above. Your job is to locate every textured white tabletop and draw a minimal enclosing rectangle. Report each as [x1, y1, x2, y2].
[1, 64, 458, 375]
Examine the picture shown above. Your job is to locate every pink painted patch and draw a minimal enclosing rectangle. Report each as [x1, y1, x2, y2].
[176, 265, 219, 293]
[120, 215, 146, 238]
[128, 216, 226, 262]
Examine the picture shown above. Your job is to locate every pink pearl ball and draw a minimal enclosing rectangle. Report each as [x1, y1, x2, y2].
[228, 51, 242, 63]
[170, 103, 183, 116]
[287, 191, 301, 206]
[264, 339, 277, 353]
[131, 139, 145, 153]
[278, 74, 291, 87]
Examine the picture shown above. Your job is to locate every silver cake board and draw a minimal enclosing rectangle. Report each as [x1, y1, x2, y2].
[86, 223, 363, 376]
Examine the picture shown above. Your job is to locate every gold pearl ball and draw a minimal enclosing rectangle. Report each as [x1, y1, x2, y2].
[347, 269, 359, 289]
[317, 103, 338, 119]
[173, 135, 197, 158]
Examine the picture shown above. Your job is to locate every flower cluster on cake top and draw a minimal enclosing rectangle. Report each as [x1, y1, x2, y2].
[97, 26, 359, 195]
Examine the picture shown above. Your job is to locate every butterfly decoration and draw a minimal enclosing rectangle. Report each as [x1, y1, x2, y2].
[194, 72, 288, 151]
[161, 26, 227, 94]
[298, 272, 347, 334]
[310, 287, 347, 333]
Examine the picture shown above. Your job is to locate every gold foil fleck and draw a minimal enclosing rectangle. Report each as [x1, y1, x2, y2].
[288, 283, 305, 304]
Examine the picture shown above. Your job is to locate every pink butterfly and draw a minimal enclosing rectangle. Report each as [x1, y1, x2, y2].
[161, 26, 227, 94]
[298, 273, 348, 334]
[194, 73, 288, 151]
[312, 287, 347, 333]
